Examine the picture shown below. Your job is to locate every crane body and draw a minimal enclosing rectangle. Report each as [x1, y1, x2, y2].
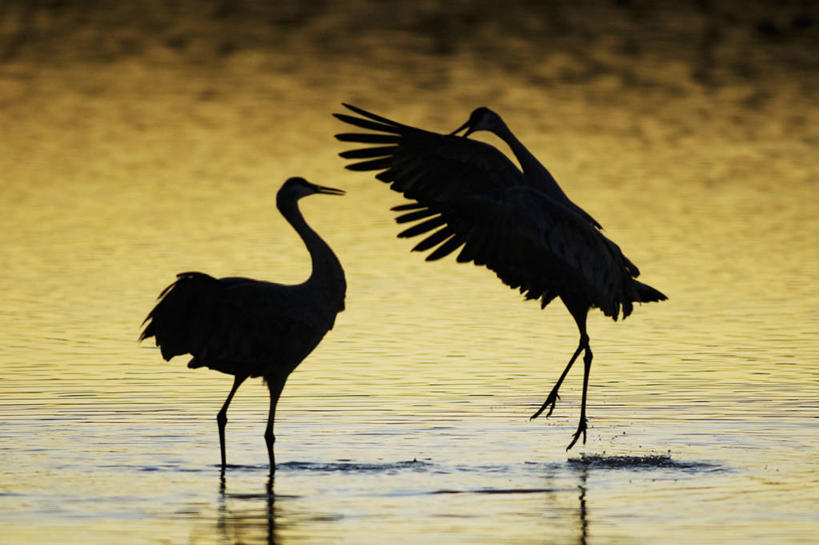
[140, 177, 346, 470]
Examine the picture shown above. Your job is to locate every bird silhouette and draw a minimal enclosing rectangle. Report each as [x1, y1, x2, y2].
[140, 177, 346, 470]
[334, 104, 666, 450]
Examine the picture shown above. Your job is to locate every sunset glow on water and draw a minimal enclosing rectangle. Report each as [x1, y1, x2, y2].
[1, 2, 817, 543]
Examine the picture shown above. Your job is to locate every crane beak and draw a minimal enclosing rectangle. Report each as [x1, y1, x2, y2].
[313, 183, 345, 196]
[450, 119, 474, 137]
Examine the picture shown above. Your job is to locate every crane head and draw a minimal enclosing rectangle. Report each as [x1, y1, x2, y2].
[450, 107, 503, 137]
[280, 177, 345, 200]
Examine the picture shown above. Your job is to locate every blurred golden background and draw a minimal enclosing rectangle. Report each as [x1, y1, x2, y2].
[1, 2, 817, 544]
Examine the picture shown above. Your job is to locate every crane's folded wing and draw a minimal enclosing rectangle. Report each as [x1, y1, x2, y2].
[141, 274, 327, 375]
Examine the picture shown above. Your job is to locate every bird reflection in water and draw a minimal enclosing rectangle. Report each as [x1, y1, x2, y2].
[218, 474, 280, 545]
[576, 466, 589, 545]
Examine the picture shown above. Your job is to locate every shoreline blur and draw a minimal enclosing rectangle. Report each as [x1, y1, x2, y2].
[1, 1, 816, 93]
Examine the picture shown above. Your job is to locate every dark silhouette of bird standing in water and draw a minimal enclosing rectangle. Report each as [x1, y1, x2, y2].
[140, 177, 346, 470]
[334, 104, 666, 450]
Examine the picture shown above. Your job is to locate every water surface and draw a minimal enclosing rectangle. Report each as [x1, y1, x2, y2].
[1, 4, 818, 543]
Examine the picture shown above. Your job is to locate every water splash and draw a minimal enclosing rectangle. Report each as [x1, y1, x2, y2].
[567, 453, 722, 472]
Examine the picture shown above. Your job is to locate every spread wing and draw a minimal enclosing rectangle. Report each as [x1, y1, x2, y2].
[335, 103, 524, 203]
[335, 104, 640, 319]
[395, 187, 640, 319]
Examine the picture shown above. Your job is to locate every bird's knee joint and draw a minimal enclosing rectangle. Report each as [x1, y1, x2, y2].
[217, 412, 227, 426]
[264, 430, 275, 444]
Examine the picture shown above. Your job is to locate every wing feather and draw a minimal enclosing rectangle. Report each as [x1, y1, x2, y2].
[426, 233, 466, 261]
[346, 157, 394, 171]
[333, 113, 403, 134]
[398, 216, 446, 238]
[141, 274, 327, 375]
[413, 229, 455, 254]
[395, 188, 640, 317]
[334, 104, 523, 206]
[336, 133, 399, 144]
[395, 208, 439, 223]
[339, 146, 399, 159]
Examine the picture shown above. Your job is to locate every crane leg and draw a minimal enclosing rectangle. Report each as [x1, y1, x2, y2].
[264, 373, 288, 473]
[530, 338, 586, 420]
[567, 343, 593, 450]
[217, 375, 247, 470]
[532, 301, 594, 450]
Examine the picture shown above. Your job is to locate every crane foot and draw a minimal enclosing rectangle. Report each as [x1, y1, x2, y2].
[566, 417, 588, 450]
[530, 389, 561, 420]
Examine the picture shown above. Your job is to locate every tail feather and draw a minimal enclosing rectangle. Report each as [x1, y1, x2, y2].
[139, 272, 222, 361]
[633, 280, 667, 303]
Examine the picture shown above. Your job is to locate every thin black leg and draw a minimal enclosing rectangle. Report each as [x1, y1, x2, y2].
[530, 339, 585, 420]
[546, 299, 592, 450]
[217, 375, 247, 469]
[264, 373, 288, 473]
[567, 343, 593, 450]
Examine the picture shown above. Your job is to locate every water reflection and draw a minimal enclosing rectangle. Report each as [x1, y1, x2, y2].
[218, 475, 280, 545]
[212, 461, 598, 545]
[576, 467, 588, 545]
[563, 454, 726, 545]
[1, 1, 817, 543]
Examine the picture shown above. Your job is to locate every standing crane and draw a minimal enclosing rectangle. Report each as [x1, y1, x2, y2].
[140, 177, 346, 470]
[334, 104, 666, 450]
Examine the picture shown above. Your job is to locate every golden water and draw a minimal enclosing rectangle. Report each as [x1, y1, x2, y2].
[1, 19, 818, 543]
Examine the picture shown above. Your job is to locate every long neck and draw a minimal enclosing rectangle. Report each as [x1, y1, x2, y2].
[493, 122, 568, 200]
[277, 198, 346, 307]
[493, 123, 601, 228]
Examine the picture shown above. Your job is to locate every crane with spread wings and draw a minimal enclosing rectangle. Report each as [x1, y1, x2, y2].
[335, 104, 666, 449]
